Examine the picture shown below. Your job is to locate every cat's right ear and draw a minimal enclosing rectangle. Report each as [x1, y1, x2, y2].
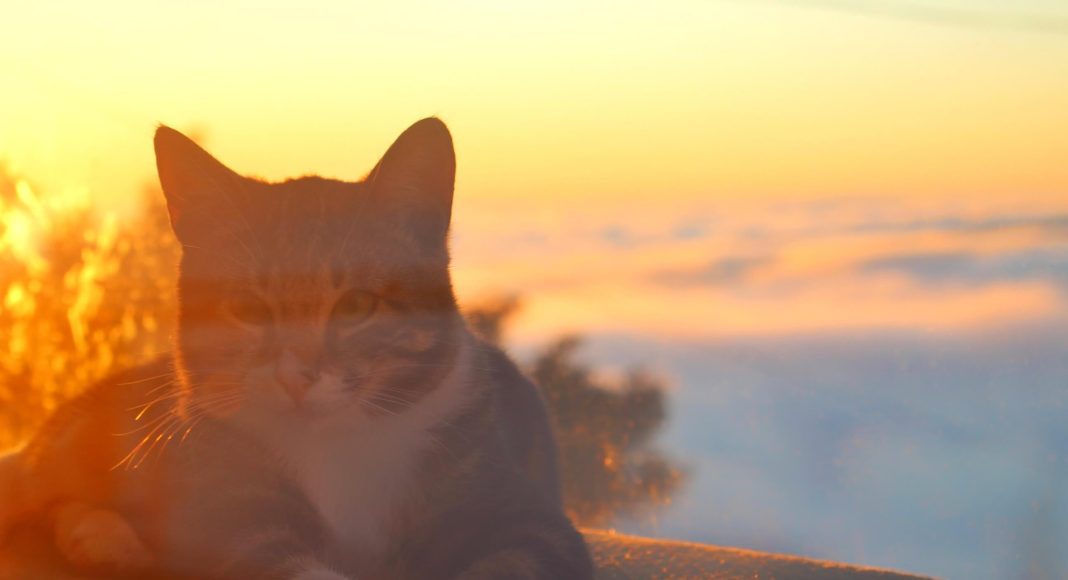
[154, 126, 242, 242]
[366, 118, 456, 254]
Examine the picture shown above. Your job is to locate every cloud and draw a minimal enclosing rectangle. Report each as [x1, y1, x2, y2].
[859, 248, 1068, 291]
[648, 255, 774, 287]
[508, 276, 1064, 341]
[845, 213, 1068, 236]
[453, 195, 1068, 340]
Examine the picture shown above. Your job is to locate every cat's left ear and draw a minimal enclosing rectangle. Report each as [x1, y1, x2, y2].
[367, 118, 456, 251]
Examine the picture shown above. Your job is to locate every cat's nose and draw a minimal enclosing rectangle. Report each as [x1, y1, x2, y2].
[276, 348, 317, 404]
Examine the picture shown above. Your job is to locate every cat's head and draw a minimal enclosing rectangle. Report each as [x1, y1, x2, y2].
[155, 119, 464, 425]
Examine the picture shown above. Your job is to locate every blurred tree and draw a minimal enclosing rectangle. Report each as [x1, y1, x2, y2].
[467, 299, 685, 527]
[465, 295, 519, 346]
[0, 167, 177, 450]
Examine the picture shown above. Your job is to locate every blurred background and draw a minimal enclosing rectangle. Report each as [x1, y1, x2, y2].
[2, 1, 1068, 578]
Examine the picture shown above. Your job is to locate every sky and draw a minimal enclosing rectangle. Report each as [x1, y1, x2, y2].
[3, 1, 1068, 577]
[2, 0, 1068, 207]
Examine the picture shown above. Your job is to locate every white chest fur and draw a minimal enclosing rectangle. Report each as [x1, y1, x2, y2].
[291, 415, 427, 553]
[270, 342, 474, 554]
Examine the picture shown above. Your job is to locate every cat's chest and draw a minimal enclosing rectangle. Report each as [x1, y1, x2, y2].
[283, 423, 428, 554]
[260, 341, 476, 555]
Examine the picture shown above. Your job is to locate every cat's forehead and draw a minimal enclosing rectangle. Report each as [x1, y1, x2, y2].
[249, 177, 373, 238]
[223, 176, 406, 285]
[269, 176, 364, 214]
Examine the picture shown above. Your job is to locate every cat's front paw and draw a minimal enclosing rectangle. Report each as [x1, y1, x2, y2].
[53, 504, 154, 571]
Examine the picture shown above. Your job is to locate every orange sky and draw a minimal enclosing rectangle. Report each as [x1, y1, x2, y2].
[2, 0, 1068, 206]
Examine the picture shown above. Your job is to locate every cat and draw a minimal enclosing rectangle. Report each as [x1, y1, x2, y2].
[0, 118, 593, 579]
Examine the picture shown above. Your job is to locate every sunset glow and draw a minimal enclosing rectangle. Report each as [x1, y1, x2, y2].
[3, 0, 1068, 204]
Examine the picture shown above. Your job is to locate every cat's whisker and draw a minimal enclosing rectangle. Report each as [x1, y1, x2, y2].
[140, 378, 179, 399]
[131, 416, 185, 470]
[117, 387, 243, 458]
[118, 372, 176, 386]
[115, 410, 179, 436]
[128, 381, 244, 419]
[114, 415, 177, 470]
[369, 399, 413, 410]
[424, 431, 459, 463]
[155, 412, 212, 462]
[358, 398, 399, 418]
[366, 391, 415, 407]
[180, 415, 208, 444]
[129, 388, 184, 416]
[125, 393, 238, 468]
[182, 391, 245, 413]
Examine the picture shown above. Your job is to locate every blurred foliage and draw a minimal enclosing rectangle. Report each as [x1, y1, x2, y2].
[0, 167, 177, 450]
[467, 299, 685, 527]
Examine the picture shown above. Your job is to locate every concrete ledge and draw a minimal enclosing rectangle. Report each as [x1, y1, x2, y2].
[585, 530, 933, 579]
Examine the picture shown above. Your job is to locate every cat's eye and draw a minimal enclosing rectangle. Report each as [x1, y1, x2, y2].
[228, 288, 272, 326]
[332, 289, 377, 330]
